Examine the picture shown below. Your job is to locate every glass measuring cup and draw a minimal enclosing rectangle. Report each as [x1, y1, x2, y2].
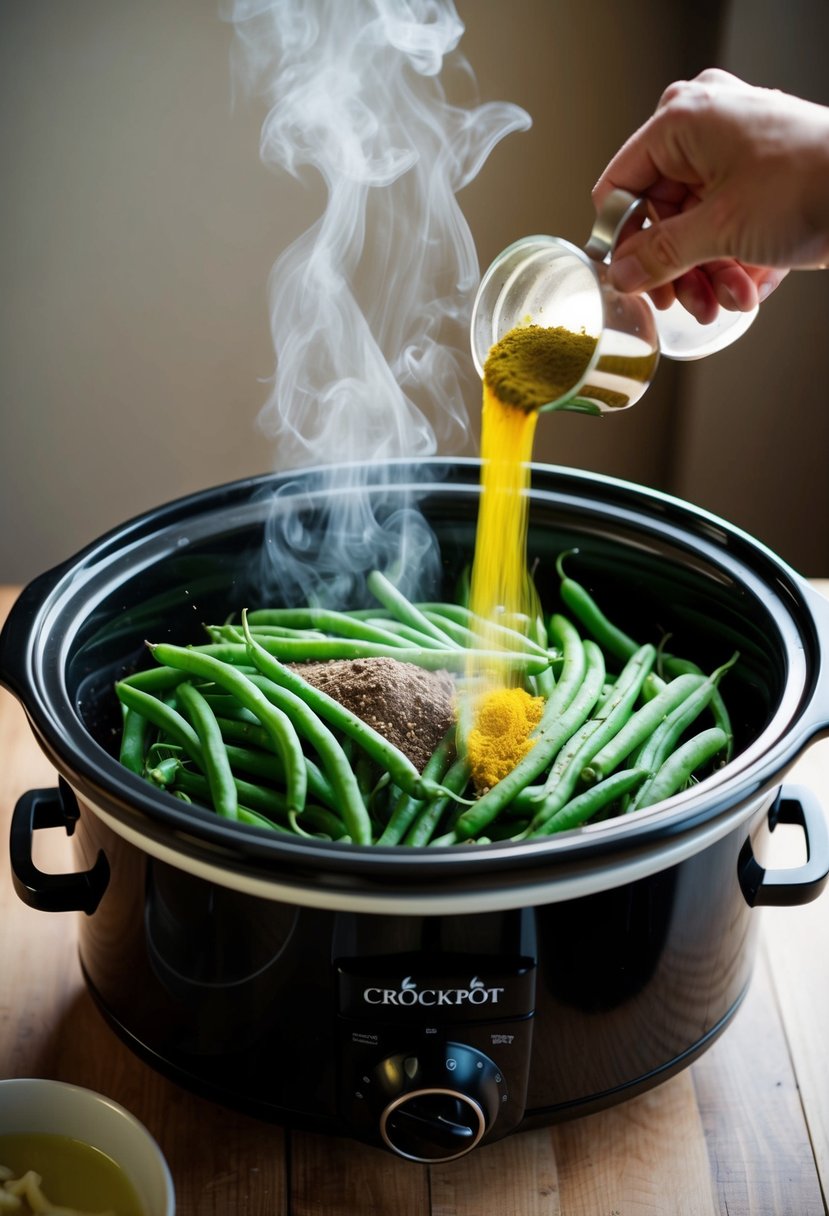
[471, 189, 758, 414]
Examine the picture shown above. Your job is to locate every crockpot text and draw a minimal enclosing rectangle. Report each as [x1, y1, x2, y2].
[363, 976, 504, 1007]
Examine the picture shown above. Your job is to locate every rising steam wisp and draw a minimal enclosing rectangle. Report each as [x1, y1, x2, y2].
[229, 0, 530, 606]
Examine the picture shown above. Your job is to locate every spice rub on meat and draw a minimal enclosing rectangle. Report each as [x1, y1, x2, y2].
[291, 657, 455, 773]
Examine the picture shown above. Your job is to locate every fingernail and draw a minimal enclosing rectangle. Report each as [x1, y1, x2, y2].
[609, 254, 650, 293]
[757, 279, 775, 303]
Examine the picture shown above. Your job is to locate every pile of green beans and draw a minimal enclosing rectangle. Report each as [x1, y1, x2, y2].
[115, 563, 737, 846]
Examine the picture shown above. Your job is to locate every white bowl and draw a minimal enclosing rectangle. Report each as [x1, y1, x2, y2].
[0, 1078, 175, 1216]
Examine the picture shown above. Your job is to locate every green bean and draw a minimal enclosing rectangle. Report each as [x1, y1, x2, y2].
[376, 729, 456, 846]
[207, 623, 326, 648]
[366, 570, 458, 647]
[119, 706, 148, 774]
[173, 765, 282, 819]
[172, 764, 347, 839]
[236, 806, 292, 832]
[145, 755, 180, 787]
[222, 743, 338, 809]
[240, 614, 459, 806]
[362, 618, 456, 650]
[531, 767, 649, 836]
[627, 654, 738, 810]
[632, 727, 729, 809]
[529, 616, 555, 698]
[121, 665, 190, 693]
[403, 757, 471, 847]
[581, 673, 706, 784]
[526, 644, 656, 834]
[115, 681, 204, 768]
[535, 615, 586, 724]
[214, 715, 273, 749]
[176, 681, 239, 821]
[555, 552, 639, 663]
[200, 636, 549, 675]
[246, 607, 423, 650]
[417, 604, 550, 660]
[201, 694, 261, 724]
[241, 670, 372, 846]
[147, 643, 308, 814]
[446, 638, 605, 845]
[657, 654, 735, 760]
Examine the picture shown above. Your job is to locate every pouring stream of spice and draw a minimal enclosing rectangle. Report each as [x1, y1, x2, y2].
[465, 324, 595, 790]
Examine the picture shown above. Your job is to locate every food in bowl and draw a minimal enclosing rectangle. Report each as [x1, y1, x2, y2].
[0, 1133, 143, 1215]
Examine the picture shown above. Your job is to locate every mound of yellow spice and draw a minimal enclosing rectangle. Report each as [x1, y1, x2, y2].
[466, 686, 543, 794]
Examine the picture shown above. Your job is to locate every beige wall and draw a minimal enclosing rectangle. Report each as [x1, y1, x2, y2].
[1, 0, 826, 584]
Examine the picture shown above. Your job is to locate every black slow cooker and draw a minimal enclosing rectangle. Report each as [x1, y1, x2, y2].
[3, 459, 829, 1163]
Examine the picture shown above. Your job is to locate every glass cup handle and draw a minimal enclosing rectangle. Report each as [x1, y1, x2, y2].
[583, 190, 647, 263]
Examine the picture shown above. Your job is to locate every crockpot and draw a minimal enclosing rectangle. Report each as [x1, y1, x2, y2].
[3, 459, 829, 1163]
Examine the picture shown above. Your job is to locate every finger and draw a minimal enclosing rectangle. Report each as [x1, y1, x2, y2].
[607, 203, 724, 293]
[647, 283, 678, 311]
[592, 114, 669, 207]
[743, 264, 790, 301]
[673, 268, 720, 325]
[699, 259, 759, 311]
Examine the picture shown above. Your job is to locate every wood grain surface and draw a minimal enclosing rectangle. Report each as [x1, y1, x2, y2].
[1, 583, 827, 1216]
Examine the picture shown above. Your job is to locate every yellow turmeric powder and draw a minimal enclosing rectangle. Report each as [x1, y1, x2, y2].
[483, 324, 597, 411]
[466, 686, 544, 793]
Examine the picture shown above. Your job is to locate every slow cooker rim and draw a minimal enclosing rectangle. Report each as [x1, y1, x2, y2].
[4, 460, 827, 880]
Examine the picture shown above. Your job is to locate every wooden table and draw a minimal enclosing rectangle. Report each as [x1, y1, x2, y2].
[1, 581, 828, 1216]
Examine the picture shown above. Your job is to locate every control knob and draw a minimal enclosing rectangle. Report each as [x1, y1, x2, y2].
[371, 1042, 505, 1162]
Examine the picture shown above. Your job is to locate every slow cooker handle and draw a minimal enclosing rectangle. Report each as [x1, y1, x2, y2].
[738, 783, 829, 907]
[9, 780, 110, 915]
[0, 559, 75, 699]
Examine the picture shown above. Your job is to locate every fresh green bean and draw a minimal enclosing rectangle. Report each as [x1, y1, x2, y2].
[145, 755, 180, 787]
[656, 654, 735, 760]
[241, 670, 372, 846]
[555, 552, 639, 663]
[632, 727, 730, 809]
[201, 694, 261, 724]
[147, 642, 308, 815]
[531, 767, 649, 836]
[115, 681, 204, 768]
[403, 757, 471, 847]
[173, 765, 282, 819]
[536, 615, 589, 724]
[581, 673, 706, 784]
[171, 764, 347, 839]
[529, 616, 555, 698]
[236, 806, 292, 832]
[119, 706, 148, 774]
[417, 604, 550, 660]
[120, 665, 190, 693]
[376, 728, 456, 846]
[222, 743, 338, 809]
[198, 635, 549, 674]
[176, 681, 239, 821]
[366, 570, 457, 647]
[362, 618, 456, 650]
[254, 636, 550, 674]
[627, 654, 738, 810]
[214, 715, 273, 749]
[526, 644, 656, 834]
[246, 607, 424, 650]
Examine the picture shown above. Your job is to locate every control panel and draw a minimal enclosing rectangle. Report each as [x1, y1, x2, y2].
[337, 952, 536, 1161]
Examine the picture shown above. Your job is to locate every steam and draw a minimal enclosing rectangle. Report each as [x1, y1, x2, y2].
[228, 0, 530, 605]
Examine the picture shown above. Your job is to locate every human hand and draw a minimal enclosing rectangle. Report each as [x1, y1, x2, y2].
[592, 69, 829, 323]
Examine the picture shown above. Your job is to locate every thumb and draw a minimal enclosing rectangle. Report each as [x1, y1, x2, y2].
[608, 206, 718, 293]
